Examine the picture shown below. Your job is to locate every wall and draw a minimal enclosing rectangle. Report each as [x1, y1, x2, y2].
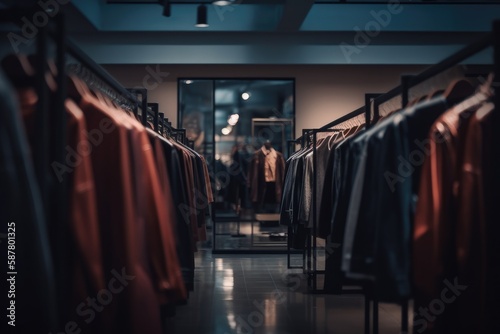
[103, 64, 427, 137]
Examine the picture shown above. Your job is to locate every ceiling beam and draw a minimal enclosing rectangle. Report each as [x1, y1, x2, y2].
[277, 0, 314, 31]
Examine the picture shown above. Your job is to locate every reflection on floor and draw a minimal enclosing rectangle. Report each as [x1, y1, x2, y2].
[165, 250, 411, 334]
[214, 221, 289, 250]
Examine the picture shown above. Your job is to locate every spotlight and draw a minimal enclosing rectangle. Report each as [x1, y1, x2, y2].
[213, 0, 233, 6]
[241, 92, 250, 100]
[228, 114, 239, 126]
[162, 0, 171, 17]
[221, 126, 232, 135]
[195, 4, 209, 28]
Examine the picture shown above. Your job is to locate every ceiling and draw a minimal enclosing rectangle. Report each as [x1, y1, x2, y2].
[0, 0, 499, 64]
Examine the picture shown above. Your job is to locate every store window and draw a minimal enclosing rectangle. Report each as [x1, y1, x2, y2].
[179, 79, 295, 252]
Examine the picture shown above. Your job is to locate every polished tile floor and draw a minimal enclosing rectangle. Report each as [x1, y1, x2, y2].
[214, 221, 289, 250]
[165, 250, 409, 334]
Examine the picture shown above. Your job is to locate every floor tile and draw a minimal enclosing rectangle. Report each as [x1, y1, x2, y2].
[167, 249, 406, 334]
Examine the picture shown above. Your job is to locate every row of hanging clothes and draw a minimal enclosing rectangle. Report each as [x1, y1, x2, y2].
[0, 49, 212, 334]
[280, 69, 498, 333]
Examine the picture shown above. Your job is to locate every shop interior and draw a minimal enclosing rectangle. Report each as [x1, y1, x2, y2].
[1, 1, 499, 334]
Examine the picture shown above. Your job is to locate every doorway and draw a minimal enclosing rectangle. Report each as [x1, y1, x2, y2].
[178, 79, 295, 253]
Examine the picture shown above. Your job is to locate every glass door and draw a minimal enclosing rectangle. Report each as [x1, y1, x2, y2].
[179, 79, 295, 253]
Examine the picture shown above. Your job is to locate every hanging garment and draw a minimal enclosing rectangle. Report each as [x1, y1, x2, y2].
[413, 87, 494, 334]
[305, 137, 335, 232]
[0, 69, 59, 333]
[322, 128, 366, 294]
[150, 131, 195, 292]
[456, 105, 498, 334]
[248, 147, 285, 207]
[279, 146, 309, 248]
[77, 86, 163, 334]
[342, 96, 450, 302]
[15, 79, 107, 332]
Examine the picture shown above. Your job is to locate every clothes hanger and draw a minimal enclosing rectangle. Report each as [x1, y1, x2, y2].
[327, 129, 342, 150]
[417, 95, 428, 103]
[425, 89, 445, 100]
[446, 74, 493, 119]
[341, 116, 361, 138]
[442, 78, 475, 106]
[1, 54, 36, 88]
[329, 129, 342, 145]
[2, 54, 61, 114]
[26, 54, 58, 91]
[405, 96, 419, 108]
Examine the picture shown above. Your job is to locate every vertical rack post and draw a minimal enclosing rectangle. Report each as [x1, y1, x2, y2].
[286, 140, 293, 269]
[493, 22, 499, 156]
[312, 129, 318, 292]
[364, 290, 370, 334]
[362, 94, 380, 334]
[374, 100, 381, 124]
[54, 11, 67, 172]
[159, 112, 165, 135]
[53, 12, 69, 324]
[365, 94, 382, 129]
[148, 103, 159, 132]
[365, 94, 372, 129]
[128, 88, 148, 125]
[400, 74, 414, 334]
[401, 75, 414, 109]
[286, 139, 303, 270]
[35, 23, 49, 214]
[301, 129, 309, 275]
[490, 19, 500, 334]
[373, 298, 379, 334]
[306, 130, 312, 285]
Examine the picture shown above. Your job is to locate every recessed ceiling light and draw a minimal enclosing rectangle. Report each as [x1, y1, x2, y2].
[241, 92, 250, 100]
[185, 80, 193, 84]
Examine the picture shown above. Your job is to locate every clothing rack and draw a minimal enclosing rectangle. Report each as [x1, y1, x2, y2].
[285, 138, 303, 269]
[303, 102, 367, 293]
[127, 87, 148, 124]
[148, 102, 161, 132]
[0, 8, 66, 226]
[145, 103, 188, 144]
[64, 38, 139, 108]
[299, 22, 498, 334]
[0, 9, 64, 330]
[0, 7, 145, 330]
[2, 8, 203, 332]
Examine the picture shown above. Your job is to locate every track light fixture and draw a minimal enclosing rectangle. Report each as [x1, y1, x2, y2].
[195, 4, 208, 28]
[162, 0, 171, 17]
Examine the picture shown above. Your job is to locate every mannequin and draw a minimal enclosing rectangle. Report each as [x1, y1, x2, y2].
[248, 140, 285, 212]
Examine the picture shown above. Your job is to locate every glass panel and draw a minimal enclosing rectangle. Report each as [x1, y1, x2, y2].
[178, 79, 215, 249]
[179, 79, 295, 252]
[178, 79, 214, 157]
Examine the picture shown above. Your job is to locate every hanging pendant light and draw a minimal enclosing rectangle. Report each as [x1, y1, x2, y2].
[195, 4, 209, 28]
